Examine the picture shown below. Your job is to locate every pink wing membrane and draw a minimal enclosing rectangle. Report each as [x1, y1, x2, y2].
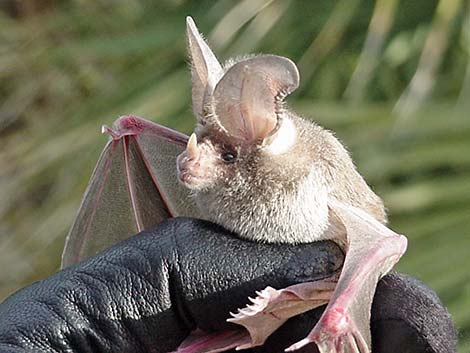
[174, 330, 251, 353]
[61, 115, 200, 267]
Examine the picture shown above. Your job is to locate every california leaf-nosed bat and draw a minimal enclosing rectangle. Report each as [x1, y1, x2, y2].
[62, 17, 407, 353]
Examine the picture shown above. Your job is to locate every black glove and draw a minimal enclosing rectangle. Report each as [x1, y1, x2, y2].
[0, 218, 457, 353]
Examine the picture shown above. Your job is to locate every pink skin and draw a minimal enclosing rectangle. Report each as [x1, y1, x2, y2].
[177, 138, 220, 190]
[286, 233, 407, 352]
[103, 115, 188, 145]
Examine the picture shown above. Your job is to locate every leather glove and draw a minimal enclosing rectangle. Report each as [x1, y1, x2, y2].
[0, 217, 457, 353]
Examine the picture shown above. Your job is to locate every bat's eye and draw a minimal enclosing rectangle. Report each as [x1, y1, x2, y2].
[221, 151, 237, 163]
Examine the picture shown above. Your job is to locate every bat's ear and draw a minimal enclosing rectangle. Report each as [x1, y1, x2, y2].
[186, 16, 223, 122]
[212, 55, 299, 143]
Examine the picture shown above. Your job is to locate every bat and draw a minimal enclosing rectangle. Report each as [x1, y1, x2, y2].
[62, 17, 407, 353]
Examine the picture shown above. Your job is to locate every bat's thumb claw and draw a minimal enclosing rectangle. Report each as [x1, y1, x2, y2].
[101, 125, 119, 139]
[285, 337, 313, 351]
[101, 125, 109, 134]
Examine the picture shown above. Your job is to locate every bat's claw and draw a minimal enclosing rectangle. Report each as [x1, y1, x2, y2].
[285, 310, 369, 353]
[225, 278, 337, 350]
[284, 337, 311, 351]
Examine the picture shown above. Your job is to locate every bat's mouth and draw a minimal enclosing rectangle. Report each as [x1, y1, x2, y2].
[176, 166, 208, 190]
[177, 170, 196, 186]
[177, 150, 220, 191]
[177, 152, 205, 190]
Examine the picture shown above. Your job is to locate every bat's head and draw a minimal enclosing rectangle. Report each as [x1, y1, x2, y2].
[178, 17, 387, 242]
[178, 17, 302, 191]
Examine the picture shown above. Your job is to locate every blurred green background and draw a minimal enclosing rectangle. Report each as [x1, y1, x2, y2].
[0, 0, 469, 350]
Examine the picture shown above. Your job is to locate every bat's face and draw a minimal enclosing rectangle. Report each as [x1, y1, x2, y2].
[179, 18, 302, 195]
[176, 128, 240, 191]
[176, 116, 302, 192]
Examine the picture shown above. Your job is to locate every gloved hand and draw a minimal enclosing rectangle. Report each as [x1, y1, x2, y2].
[0, 218, 457, 353]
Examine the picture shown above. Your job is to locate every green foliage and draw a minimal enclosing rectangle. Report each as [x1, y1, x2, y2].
[0, 0, 468, 350]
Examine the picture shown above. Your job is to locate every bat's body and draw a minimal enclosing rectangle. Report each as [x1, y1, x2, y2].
[181, 110, 386, 245]
[176, 18, 406, 353]
[62, 17, 407, 353]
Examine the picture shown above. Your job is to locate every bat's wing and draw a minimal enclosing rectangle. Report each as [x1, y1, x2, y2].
[61, 115, 201, 268]
[191, 201, 407, 353]
[285, 201, 407, 352]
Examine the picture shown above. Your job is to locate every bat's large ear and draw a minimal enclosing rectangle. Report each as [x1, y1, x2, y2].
[186, 16, 223, 121]
[212, 55, 299, 143]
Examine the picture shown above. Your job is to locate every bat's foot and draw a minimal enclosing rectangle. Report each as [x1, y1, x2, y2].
[226, 276, 337, 350]
[286, 308, 369, 353]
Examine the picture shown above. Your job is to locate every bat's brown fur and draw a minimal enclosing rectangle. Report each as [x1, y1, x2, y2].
[180, 110, 386, 245]
[178, 17, 386, 245]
